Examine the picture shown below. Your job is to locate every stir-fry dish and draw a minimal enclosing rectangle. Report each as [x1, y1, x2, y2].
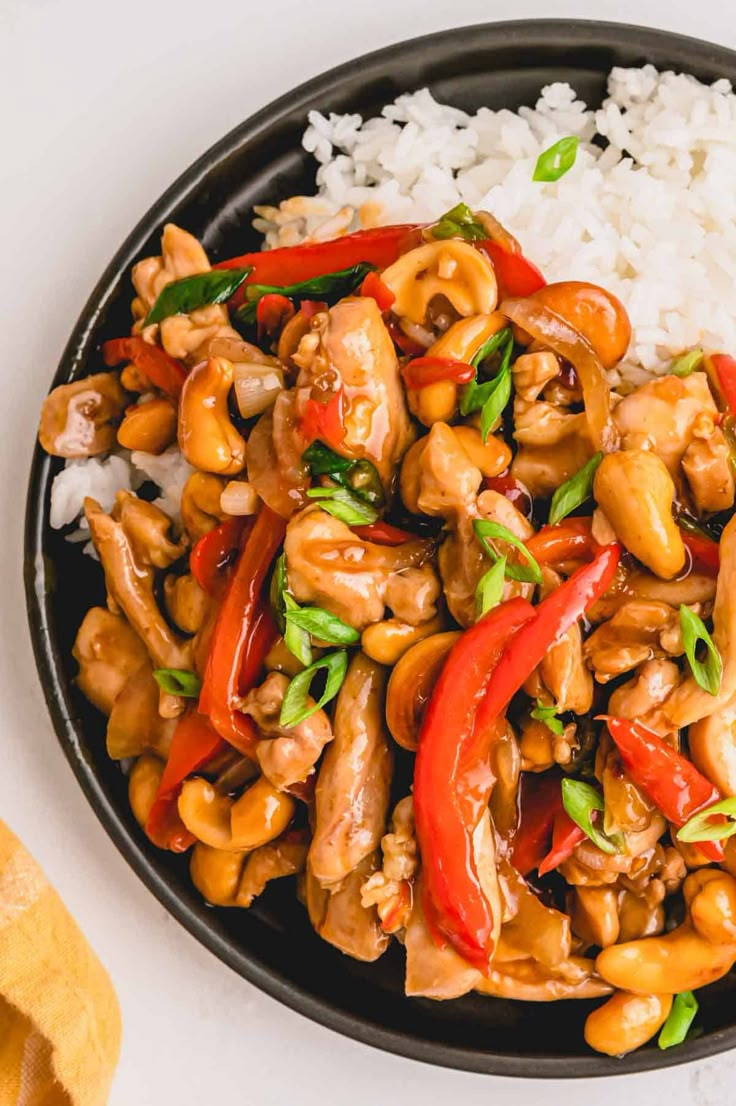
[38, 200, 736, 1059]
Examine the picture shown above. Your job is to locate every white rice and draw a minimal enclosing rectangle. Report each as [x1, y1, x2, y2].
[259, 64, 736, 382]
[51, 65, 736, 550]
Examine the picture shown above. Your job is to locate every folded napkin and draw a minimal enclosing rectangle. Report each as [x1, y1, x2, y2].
[0, 821, 120, 1106]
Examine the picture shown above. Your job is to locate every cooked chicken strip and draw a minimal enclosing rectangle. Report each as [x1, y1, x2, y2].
[309, 654, 393, 887]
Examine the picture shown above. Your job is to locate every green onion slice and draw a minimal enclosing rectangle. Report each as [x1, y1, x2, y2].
[460, 328, 514, 441]
[279, 650, 349, 727]
[531, 699, 564, 736]
[670, 349, 704, 378]
[475, 556, 507, 619]
[303, 441, 354, 476]
[153, 668, 202, 697]
[269, 553, 288, 634]
[432, 202, 487, 242]
[470, 326, 513, 370]
[306, 486, 379, 526]
[303, 444, 385, 508]
[658, 991, 698, 1050]
[473, 518, 543, 585]
[283, 594, 313, 667]
[236, 263, 374, 324]
[548, 452, 603, 525]
[680, 605, 722, 696]
[284, 605, 360, 646]
[145, 268, 252, 326]
[533, 136, 579, 183]
[677, 797, 736, 843]
[561, 778, 622, 855]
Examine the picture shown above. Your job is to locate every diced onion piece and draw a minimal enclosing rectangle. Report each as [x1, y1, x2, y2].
[220, 480, 260, 516]
[233, 363, 285, 419]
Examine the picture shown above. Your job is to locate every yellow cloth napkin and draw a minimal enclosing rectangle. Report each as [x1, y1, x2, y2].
[0, 821, 121, 1106]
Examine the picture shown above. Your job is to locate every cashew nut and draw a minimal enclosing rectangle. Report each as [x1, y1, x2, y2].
[385, 631, 461, 751]
[593, 450, 685, 579]
[684, 869, 736, 945]
[128, 755, 164, 828]
[117, 397, 177, 454]
[596, 924, 736, 994]
[584, 992, 673, 1056]
[180, 472, 228, 541]
[361, 613, 444, 667]
[178, 776, 294, 850]
[178, 357, 246, 475]
[451, 425, 512, 479]
[381, 240, 497, 324]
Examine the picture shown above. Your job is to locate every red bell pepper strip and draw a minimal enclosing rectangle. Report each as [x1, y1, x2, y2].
[145, 711, 225, 851]
[401, 356, 476, 390]
[215, 225, 418, 306]
[299, 386, 346, 450]
[351, 521, 415, 546]
[256, 293, 294, 341]
[474, 544, 621, 736]
[525, 517, 597, 565]
[511, 773, 585, 877]
[102, 336, 187, 398]
[680, 528, 720, 576]
[198, 506, 285, 756]
[360, 270, 396, 312]
[190, 517, 248, 595]
[482, 241, 546, 298]
[414, 597, 536, 970]
[603, 716, 724, 862]
[711, 353, 736, 415]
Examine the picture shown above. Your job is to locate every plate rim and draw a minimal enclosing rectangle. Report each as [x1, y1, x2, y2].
[24, 17, 736, 1077]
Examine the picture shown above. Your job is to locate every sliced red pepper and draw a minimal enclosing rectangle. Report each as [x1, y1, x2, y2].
[215, 225, 418, 306]
[360, 270, 396, 312]
[256, 293, 294, 341]
[483, 472, 533, 522]
[351, 521, 415, 546]
[414, 597, 536, 970]
[198, 506, 285, 756]
[299, 385, 346, 450]
[525, 517, 596, 565]
[474, 544, 621, 736]
[481, 241, 546, 298]
[190, 517, 248, 595]
[603, 716, 724, 862]
[387, 318, 426, 358]
[511, 773, 585, 876]
[680, 528, 720, 576]
[401, 356, 476, 391]
[711, 353, 736, 415]
[145, 711, 225, 851]
[102, 336, 187, 398]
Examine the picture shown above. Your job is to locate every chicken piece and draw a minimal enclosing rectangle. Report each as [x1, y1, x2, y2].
[613, 372, 718, 477]
[404, 879, 482, 999]
[511, 432, 594, 499]
[513, 399, 589, 449]
[438, 488, 534, 628]
[309, 654, 393, 887]
[39, 372, 127, 458]
[305, 854, 389, 962]
[512, 350, 560, 402]
[239, 671, 333, 789]
[106, 660, 176, 759]
[84, 495, 191, 674]
[607, 659, 681, 721]
[293, 297, 414, 484]
[682, 427, 736, 514]
[236, 840, 309, 908]
[414, 422, 482, 521]
[538, 567, 593, 712]
[131, 223, 239, 361]
[596, 730, 658, 837]
[360, 796, 416, 934]
[284, 506, 437, 631]
[72, 606, 148, 715]
[583, 600, 683, 681]
[113, 491, 187, 569]
[589, 567, 716, 622]
[656, 514, 736, 729]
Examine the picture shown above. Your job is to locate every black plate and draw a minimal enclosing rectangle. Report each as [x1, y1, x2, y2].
[24, 19, 736, 1077]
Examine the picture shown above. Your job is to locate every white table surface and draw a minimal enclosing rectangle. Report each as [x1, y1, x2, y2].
[3, 0, 736, 1102]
